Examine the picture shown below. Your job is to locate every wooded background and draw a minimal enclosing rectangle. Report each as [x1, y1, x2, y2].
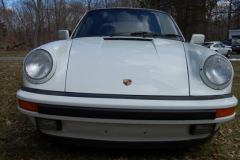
[0, 0, 240, 49]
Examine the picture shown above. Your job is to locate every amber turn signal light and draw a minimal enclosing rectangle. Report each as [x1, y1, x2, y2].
[18, 99, 38, 112]
[216, 107, 235, 118]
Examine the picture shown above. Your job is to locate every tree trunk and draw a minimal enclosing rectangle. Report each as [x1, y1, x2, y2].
[237, 12, 239, 29]
[46, 0, 51, 42]
[105, 0, 108, 7]
[54, 0, 58, 40]
[0, 0, 19, 42]
[227, 1, 232, 37]
[33, 0, 41, 48]
[184, 0, 189, 36]
[88, 0, 91, 11]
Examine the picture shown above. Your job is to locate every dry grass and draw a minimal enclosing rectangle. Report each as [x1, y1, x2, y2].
[0, 50, 28, 57]
[0, 61, 239, 159]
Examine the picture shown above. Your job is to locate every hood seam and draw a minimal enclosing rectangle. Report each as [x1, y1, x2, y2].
[182, 42, 191, 96]
[64, 39, 73, 92]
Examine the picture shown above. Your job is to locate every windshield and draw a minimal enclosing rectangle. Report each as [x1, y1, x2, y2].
[73, 9, 183, 41]
[232, 38, 240, 45]
[222, 39, 231, 46]
[203, 43, 213, 48]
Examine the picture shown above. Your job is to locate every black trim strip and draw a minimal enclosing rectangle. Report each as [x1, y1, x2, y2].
[21, 86, 233, 101]
[40, 129, 218, 149]
[38, 104, 216, 120]
[104, 38, 153, 41]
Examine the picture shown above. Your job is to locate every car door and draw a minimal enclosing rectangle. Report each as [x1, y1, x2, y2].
[217, 43, 224, 54]
[212, 43, 219, 52]
[219, 43, 227, 55]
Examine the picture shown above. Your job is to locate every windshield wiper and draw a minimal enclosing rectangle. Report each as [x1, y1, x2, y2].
[160, 34, 182, 38]
[130, 32, 161, 38]
[110, 31, 161, 38]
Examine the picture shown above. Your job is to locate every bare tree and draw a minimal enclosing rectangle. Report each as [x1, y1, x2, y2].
[22, 0, 42, 48]
[1, 0, 240, 49]
[0, 0, 19, 41]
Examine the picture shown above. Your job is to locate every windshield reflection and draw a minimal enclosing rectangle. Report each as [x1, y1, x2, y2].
[73, 9, 183, 41]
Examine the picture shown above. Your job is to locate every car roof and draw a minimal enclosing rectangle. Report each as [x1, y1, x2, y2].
[89, 7, 169, 16]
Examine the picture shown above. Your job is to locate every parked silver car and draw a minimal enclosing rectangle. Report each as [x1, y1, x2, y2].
[203, 41, 232, 57]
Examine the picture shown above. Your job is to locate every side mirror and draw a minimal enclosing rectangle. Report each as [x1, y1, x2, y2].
[58, 30, 71, 40]
[190, 34, 205, 45]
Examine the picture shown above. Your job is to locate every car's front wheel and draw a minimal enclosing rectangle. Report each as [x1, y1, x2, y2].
[226, 51, 231, 57]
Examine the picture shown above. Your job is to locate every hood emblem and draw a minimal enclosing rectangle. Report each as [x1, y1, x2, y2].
[123, 79, 132, 86]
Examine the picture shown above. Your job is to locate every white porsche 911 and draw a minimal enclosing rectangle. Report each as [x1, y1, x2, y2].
[17, 8, 237, 148]
[202, 41, 232, 57]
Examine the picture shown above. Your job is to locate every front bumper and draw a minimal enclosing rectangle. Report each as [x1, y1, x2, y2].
[39, 129, 218, 149]
[17, 88, 237, 111]
[17, 88, 238, 147]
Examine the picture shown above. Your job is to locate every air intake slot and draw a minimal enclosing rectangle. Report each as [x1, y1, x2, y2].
[104, 38, 152, 41]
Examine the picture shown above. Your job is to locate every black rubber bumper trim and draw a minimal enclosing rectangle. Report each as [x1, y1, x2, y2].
[39, 129, 218, 149]
[21, 86, 233, 101]
[38, 104, 216, 120]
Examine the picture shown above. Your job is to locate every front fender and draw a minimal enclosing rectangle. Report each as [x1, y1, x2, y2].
[23, 39, 73, 91]
[184, 43, 233, 96]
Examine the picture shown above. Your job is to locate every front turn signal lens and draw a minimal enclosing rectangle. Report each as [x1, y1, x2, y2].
[216, 107, 235, 118]
[18, 99, 38, 112]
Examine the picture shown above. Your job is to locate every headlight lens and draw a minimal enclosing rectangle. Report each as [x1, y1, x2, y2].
[201, 55, 233, 89]
[24, 49, 53, 80]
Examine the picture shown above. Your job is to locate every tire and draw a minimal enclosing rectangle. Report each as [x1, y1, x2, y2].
[226, 51, 231, 57]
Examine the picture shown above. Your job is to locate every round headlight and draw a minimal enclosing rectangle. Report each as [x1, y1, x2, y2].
[200, 55, 233, 90]
[24, 49, 54, 83]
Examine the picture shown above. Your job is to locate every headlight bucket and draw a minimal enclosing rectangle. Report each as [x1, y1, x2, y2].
[200, 54, 233, 90]
[23, 49, 56, 84]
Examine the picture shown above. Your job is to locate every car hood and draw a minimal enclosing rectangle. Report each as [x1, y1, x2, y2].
[65, 37, 189, 96]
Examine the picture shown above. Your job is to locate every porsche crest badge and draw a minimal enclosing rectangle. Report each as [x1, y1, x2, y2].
[123, 79, 132, 86]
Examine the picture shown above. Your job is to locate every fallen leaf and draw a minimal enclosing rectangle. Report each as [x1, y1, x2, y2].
[5, 119, 11, 126]
[228, 129, 233, 134]
[213, 153, 219, 160]
[219, 154, 227, 158]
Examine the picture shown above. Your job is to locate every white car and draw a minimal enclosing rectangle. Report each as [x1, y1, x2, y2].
[203, 41, 232, 57]
[17, 8, 237, 148]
